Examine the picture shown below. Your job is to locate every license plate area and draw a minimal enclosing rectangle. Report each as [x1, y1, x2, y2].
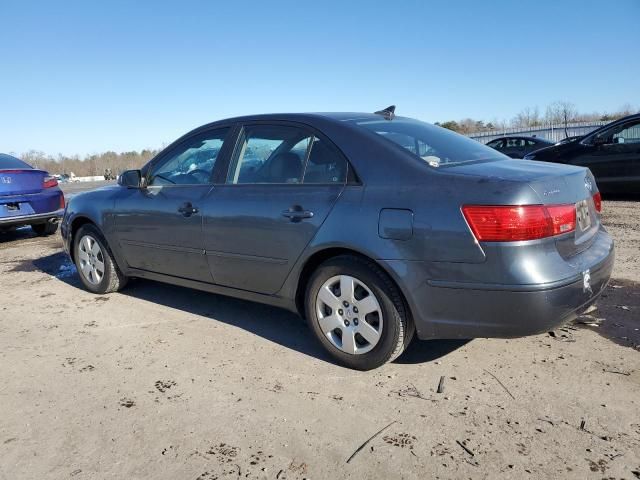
[576, 199, 591, 232]
[2, 202, 34, 217]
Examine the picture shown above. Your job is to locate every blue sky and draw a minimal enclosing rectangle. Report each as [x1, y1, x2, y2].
[1, 0, 638, 156]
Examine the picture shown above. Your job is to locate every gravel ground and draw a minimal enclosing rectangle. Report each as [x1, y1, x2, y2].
[0, 194, 638, 480]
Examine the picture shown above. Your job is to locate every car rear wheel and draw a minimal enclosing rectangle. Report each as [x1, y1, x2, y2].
[73, 224, 127, 294]
[31, 221, 58, 236]
[305, 255, 414, 370]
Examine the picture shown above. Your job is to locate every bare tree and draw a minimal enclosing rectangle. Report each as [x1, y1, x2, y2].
[511, 106, 541, 128]
[16, 149, 159, 177]
[439, 101, 637, 136]
[618, 103, 635, 117]
[545, 101, 577, 125]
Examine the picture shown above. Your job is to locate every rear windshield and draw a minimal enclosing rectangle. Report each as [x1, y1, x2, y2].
[0, 154, 31, 169]
[349, 117, 504, 167]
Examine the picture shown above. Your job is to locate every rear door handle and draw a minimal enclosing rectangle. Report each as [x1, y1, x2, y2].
[178, 202, 199, 217]
[282, 206, 314, 222]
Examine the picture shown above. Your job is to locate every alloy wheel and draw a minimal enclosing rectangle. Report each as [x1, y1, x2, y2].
[315, 275, 383, 355]
[77, 235, 105, 285]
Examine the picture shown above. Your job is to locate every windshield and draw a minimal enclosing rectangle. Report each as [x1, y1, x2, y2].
[0, 154, 32, 169]
[349, 117, 505, 167]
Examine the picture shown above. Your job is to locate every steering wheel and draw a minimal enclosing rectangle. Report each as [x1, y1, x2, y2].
[186, 169, 211, 183]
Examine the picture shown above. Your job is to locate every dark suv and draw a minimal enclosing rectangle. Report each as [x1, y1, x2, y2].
[524, 114, 640, 193]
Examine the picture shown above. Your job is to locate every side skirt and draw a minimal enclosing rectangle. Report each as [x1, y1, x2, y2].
[125, 268, 298, 313]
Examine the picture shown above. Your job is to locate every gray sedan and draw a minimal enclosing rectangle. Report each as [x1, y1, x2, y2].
[61, 108, 614, 370]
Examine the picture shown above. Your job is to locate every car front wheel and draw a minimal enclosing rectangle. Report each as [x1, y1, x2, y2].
[305, 255, 414, 370]
[73, 224, 127, 294]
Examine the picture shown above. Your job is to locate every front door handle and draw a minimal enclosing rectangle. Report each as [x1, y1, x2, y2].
[282, 205, 314, 222]
[178, 202, 199, 217]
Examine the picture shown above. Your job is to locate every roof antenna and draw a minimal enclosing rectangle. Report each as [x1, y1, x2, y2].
[374, 105, 396, 120]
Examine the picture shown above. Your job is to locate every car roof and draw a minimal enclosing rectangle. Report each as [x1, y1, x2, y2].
[200, 112, 391, 126]
[178, 112, 410, 145]
[491, 136, 551, 142]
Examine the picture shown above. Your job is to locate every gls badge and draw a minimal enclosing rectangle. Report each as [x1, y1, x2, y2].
[0, 176, 12, 184]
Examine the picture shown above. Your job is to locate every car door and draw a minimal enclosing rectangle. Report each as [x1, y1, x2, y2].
[200, 122, 349, 294]
[113, 127, 232, 282]
[571, 118, 640, 186]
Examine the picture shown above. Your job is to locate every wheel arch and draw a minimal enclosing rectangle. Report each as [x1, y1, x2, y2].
[68, 216, 102, 263]
[294, 247, 414, 327]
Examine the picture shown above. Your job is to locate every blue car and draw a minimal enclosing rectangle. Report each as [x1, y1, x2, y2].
[0, 153, 65, 235]
[61, 110, 614, 370]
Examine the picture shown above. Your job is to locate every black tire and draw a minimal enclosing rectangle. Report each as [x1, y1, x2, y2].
[305, 255, 415, 370]
[73, 224, 127, 294]
[31, 221, 58, 236]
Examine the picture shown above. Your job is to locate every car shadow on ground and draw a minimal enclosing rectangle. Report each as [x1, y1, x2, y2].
[24, 252, 469, 367]
[0, 226, 38, 245]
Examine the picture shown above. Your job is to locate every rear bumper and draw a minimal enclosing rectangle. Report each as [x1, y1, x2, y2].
[0, 208, 64, 227]
[418, 253, 613, 339]
[381, 227, 615, 340]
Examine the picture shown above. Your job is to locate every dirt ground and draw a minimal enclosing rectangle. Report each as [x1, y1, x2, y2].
[1, 195, 639, 480]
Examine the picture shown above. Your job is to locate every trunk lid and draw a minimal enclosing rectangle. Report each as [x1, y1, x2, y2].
[448, 159, 600, 257]
[0, 169, 47, 196]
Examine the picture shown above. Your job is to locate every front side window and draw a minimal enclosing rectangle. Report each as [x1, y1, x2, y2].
[350, 117, 504, 167]
[612, 120, 640, 144]
[486, 139, 504, 149]
[149, 128, 229, 186]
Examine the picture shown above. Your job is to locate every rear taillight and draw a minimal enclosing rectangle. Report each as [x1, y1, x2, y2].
[59, 194, 65, 209]
[462, 204, 576, 242]
[593, 192, 602, 213]
[43, 176, 58, 188]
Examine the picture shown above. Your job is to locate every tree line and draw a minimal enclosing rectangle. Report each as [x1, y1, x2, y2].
[435, 102, 638, 134]
[17, 149, 159, 177]
[13, 102, 638, 175]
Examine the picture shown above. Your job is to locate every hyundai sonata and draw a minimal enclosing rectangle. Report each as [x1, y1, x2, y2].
[61, 108, 614, 370]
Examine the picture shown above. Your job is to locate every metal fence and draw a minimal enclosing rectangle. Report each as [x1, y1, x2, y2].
[468, 121, 608, 144]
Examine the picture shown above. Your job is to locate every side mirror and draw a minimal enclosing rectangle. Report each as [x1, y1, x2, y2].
[118, 169, 143, 188]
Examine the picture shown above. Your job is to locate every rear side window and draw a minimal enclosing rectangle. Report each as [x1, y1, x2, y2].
[302, 138, 347, 184]
[227, 125, 347, 184]
[0, 154, 31, 169]
[506, 138, 525, 148]
[486, 139, 504, 149]
[229, 125, 309, 184]
[351, 118, 504, 167]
